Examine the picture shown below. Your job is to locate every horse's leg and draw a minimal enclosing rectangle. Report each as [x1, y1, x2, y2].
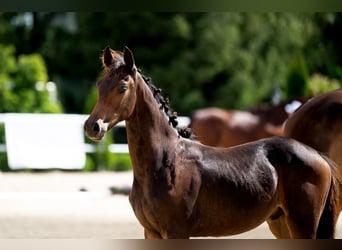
[144, 228, 162, 239]
[144, 228, 190, 239]
[285, 212, 318, 238]
[266, 215, 291, 238]
[161, 226, 191, 239]
[284, 184, 328, 238]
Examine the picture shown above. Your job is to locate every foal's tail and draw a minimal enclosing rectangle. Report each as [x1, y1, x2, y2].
[316, 155, 341, 239]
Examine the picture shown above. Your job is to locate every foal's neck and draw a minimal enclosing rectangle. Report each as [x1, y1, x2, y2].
[125, 74, 179, 180]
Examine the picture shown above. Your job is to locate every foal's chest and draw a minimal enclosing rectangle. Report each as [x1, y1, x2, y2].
[128, 184, 166, 233]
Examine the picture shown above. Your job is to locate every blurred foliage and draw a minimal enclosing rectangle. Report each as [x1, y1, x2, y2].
[83, 78, 98, 114]
[305, 13, 342, 82]
[110, 154, 132, 171]
[308, 74, 341, 95]
[0, 124, 9, 171]
[1, 12, 342, 171]
[2, 12, 342, 116]
[285, 56, 310, 99]
[84, 134, 132, 172]
[0, 43, 63, 113]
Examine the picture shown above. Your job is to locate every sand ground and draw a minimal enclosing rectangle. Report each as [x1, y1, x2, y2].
[0, 171, 340, 239]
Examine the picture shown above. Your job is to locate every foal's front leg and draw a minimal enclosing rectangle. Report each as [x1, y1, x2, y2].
[144, 228, 190, 239]
[267, 216, 291, 238]
[144, 228, 163, 239]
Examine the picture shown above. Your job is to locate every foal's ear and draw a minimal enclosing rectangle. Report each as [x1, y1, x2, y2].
[123, 46, 135, 72]
[103, 46, 113, 67]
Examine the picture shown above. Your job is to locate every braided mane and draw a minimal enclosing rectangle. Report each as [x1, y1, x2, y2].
[138, 69, 193, 139]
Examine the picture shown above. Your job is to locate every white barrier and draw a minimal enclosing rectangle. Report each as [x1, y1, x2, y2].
[3, 113, 86, 169]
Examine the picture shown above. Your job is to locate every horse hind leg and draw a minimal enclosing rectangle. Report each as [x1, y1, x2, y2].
[290, 155, 341, 239]
[266, 208, 291, 238]
[267, 210, 318, 239]
[284, 182, 330, 239]
[145, 227, 191, 239]
[285, 212, 318, 238]
[144, 228, 163, 239]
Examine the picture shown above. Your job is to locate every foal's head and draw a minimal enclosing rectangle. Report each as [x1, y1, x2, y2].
[84, 46, 138, 141]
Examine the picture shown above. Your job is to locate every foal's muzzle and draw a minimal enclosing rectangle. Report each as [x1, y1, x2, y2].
[84, 118, 109, 141]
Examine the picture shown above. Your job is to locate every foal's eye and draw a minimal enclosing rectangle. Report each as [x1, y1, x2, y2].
[119, 85, 128, 94]
[123, 75, 130, 82]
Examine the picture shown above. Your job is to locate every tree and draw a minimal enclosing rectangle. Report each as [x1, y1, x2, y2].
[285, 56, 310, 99]
[0, 12, 340, 116]
[305, 13, 342, 82]
[165, 13, 315, 112]
[0, 43, 63, 113]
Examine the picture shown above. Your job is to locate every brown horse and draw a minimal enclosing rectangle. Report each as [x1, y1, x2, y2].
[84, 46, 340, 239]
[275, 89, 342, 238]
[189, 98, 306, 148]
[284, 89, 342, 201]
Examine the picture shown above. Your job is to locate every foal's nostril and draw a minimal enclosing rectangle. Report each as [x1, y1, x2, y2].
[93, 122, 100, 133]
